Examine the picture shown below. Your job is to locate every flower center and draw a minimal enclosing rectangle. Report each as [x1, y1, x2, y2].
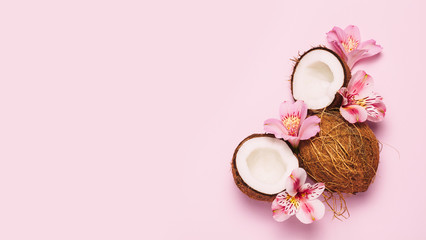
[355, 98, 367, 107]
[282, 115, 301, 136]
[354, 94, 381, 108]
[285, 194, 300, 210]
[343, 92, 362, 107]
[342, 36, 359, 53]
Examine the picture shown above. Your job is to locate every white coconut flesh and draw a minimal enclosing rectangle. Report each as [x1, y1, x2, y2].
[235, 136, 298, 195]
[292, 49, 345, 110]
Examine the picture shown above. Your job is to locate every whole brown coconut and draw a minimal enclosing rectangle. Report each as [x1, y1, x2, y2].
[298, 110, 380, 194]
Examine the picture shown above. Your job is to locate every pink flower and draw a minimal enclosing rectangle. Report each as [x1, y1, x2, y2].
[326, 25, 382, 69]
[339, 70, 386, 123]
[272, 168, 325, 224]
[264, 100, 320, 148]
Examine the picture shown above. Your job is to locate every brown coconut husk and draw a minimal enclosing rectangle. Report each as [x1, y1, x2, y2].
[231, 133, 278, 202]
[298, 110, 380, 219]
[290, 47, 352, 111]
[298, 109, 379, 196]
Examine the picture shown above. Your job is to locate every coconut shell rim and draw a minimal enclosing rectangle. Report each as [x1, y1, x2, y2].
[290, 46, 352, 111]
[231, 133, 287, 202]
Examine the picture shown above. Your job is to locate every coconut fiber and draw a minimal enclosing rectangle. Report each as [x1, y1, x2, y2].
[298, 110, 380, 194]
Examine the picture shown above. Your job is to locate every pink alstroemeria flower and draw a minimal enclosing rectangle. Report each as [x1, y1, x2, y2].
[326, 25, 382, 69]
[264, 100, 320, 148]
[272, 168, 325, 224]
[339, 70, 386, 123]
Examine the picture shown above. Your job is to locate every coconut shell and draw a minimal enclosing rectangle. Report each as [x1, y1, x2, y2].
[290, 47, 351, 111]
[297, 111, 379, 194]
[231, 133, 277, 202]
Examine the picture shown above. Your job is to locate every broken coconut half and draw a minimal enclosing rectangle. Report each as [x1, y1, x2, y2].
[231, 134, 298, 202]
[291, 47, 351, 110]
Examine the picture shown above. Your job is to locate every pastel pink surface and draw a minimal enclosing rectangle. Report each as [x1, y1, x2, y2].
[0, 0, 424, 239]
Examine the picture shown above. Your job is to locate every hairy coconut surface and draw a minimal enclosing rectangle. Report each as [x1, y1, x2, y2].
[297, 110, 379, 194]
[231, 134, 298, 202]
[291, 47, 351, 111]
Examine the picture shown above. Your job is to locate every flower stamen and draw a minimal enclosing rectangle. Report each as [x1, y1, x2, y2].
[282, 114, 301, 136]
[355, 98, 367, 107]
[286, 195, 300, 209]
[342, 36, 359, 53]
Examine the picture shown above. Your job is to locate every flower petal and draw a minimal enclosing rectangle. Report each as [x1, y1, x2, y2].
[347, 40, 382, 68]
[326, 27, 346, 57]
[354, 74, 375, 99]
[285, 168, 307, 196]
[358, 39, 383, 57]
[326, 26, 346, 42]
[286, 136, 300, 148]
[275, 191, 299, 216]
[344, 25, 361, 42]
[330, 41, 346, 60]
[297, 100, 308, 122]
[296, 199, 325, 224]
[279, 101, 293, 120]
[346, 49, 368, 69]
[366, 100, 386, 122]
[279, 100, 306, 121]
[272, 198, 292, 222]
[340, 104, 368, 123]
[298, 116, 321, 140]
[264, 118, 288, 138]
[347, 70, 368, 93]
[345, 70, 376, 101]
[338, 87, 349, 105]
[299, 183, 326, 200]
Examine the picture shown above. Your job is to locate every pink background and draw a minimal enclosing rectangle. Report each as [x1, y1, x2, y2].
[0, 0, 424, 239]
